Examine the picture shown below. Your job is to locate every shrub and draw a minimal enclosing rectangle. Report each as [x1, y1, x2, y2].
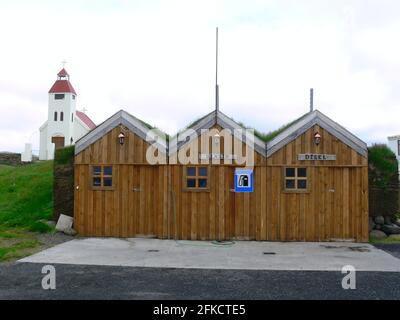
[368, 144, 398, 190]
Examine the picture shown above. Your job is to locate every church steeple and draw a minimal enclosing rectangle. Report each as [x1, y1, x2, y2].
[49, 68, 77, 95]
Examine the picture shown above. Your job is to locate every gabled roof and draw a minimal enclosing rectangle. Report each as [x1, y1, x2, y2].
[75, 110, 167, 155]
[266, 110, 368, 158]
[169, 110, 267, 157]
[76, 111, 96, 130]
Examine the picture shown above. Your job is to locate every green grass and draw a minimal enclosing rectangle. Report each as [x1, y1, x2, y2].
[0, 161, 54, 232]
[0, 239, 39, 261]
[0, 161, 55, 262]
[369, 237, 400, 244]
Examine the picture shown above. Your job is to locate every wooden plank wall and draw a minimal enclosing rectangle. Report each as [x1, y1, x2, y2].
[265, 126, 369, 242]
[74, 124, 369, 242]
[75, 165, 168, 237]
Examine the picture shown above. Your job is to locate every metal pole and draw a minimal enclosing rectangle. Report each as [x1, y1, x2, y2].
[310, 88, 314, 112]
[215, 27, 219, 113]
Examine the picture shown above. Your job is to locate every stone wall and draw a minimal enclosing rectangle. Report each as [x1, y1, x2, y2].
[0, 152, 21, 165]
[53, 146, 75, 221]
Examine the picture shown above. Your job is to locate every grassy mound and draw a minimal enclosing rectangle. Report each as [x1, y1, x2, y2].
[0, 161, 53, 233]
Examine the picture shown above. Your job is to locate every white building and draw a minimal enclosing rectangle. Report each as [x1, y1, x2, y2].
[39, 68, 96, 160]
[387, 135, 400, 177]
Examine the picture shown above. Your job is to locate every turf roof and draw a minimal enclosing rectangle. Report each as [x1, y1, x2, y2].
[134, 109, 310, 144]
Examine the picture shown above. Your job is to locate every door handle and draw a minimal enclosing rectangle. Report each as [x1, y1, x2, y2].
[133, 187, 141, 192]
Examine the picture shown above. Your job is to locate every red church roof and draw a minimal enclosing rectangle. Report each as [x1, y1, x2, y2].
[58, 68, 69, 77]
[49, 68, 77, 95]
[76, 111, 96, 129]
[49, 80, 77, 95]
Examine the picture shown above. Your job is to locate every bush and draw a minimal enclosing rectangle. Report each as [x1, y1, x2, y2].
[368, 144, 398, 190]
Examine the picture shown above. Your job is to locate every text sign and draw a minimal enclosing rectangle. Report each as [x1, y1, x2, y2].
[234, 169, 253, 193]
[199, 153, 238, 160]
[298, 154, 336, 161]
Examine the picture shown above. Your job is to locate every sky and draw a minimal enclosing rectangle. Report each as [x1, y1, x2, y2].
[0, 0, 399, 153]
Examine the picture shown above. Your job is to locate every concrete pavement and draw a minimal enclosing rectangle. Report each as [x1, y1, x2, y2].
[19, 238, 400, 272]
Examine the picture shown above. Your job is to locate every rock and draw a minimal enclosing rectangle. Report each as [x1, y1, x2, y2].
[387, 234, 400, 241]
[395, 219, 400, 227]
[370, 230, 387, 239]
[55, 214, 73, 232]
[63, 228, 77, 236]
[369, 217, 375, 232]
[374, 216, 385, 225]
[384, 216, 393, 225]
[381, 224, 400, 235]
[375, 224, 382, 230]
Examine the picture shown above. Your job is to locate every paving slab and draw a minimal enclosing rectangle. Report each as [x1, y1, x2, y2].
[19, 238, 400, 272]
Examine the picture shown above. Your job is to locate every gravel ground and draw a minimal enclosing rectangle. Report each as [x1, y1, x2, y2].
[35, 232, 75, 248]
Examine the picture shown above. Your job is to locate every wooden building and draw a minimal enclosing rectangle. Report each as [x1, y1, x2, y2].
[74, 109, 369, 242]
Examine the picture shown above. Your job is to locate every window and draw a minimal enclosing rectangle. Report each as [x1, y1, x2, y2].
[92, 165, 113, 190]
[184, 166, 209, 191]
[72, 95, 76, 100]
[55, 94, 65, 100]
[54, 111, 58, 121]
[60, 112, 64, 121]
[284, 167, 308, 191]
[71, 114, 74, 122]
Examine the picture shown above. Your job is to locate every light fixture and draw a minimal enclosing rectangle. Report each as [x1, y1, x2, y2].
[314, 132, 321, 146]
[214, 133, 220, 145]
[118, 132, 125, 145]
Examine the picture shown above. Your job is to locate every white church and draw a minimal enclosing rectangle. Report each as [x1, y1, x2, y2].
[39, 68, 96, 160]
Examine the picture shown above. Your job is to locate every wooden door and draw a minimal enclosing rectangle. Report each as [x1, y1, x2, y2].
[52, 136, 65, 149]
[230, 167, 254, 240]
[131, 166, 158, 237]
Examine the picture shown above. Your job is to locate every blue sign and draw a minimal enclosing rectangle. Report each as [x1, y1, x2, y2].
[234, 169, 253, 193]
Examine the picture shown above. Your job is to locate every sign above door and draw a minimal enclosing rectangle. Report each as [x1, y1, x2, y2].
[298, 154, 336, 161]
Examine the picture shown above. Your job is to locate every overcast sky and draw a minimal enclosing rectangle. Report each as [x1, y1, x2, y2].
[0, 0, 399, 153]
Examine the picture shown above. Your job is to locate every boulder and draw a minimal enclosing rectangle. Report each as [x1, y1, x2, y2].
[369, 217, 375, 232]
[370, 230, 387, 239]
[375, 224, 382, 230]
[374, 216, 385, 225]
[381, 224, 400, 235]
[395, 219, 400, 227]
[384, 216, 393, 225]
[387, 234, 400, 241]
[63, 228, 77, 236]
[55, 214, 73, 232]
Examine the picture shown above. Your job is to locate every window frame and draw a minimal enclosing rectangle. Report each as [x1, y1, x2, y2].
[54, 94, 65, 100]
[183, 166, 210, 192]
[283, 167, 309, 193]
[91, 165, 115, 191]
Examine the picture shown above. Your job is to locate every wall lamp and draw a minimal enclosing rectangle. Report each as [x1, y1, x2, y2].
[314, 132, 321, 146]
[118, 132, 125, 145]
